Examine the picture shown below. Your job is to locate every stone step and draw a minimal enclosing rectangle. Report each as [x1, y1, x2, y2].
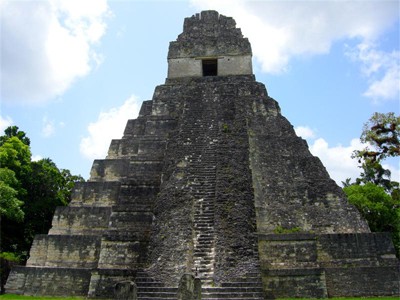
[195, 232, 214, 237]
[194, 219, 214, 223]
[138, 287, 178, 293]
[194, 252, 213, 258]
[221, 281, 263, 287]
[197, 268, 214, 273]
[137, 292, 177, 299]
[194, 224, 213, 228]
[137, 281, 166, 287]
[194, 246, 214, 251]
[194, 218, 214, 223]
[201, 292, 264, 299]
[195, 225, 213, 229]
[203, 287, 264, 293]
[195, 241, 214, 246]
[194, 213, 214, 217]
[194, 253, 214, 258]
[226, 277, 262, 283]
[194, 201, 214, 205]
[195, 239, 214, 244]
[194, 205, 214, 209]
[194, 213, 215, 218]
[195, 237, 214, 242]
[194, 260, 213, 266]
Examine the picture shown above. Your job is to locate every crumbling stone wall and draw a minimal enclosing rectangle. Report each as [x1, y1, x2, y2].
[259, 233, 399, 298]
[168, 11, 252, 78]
[247, 87, 370, 233]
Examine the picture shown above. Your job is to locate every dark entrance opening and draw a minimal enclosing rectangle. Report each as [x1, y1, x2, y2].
[202, 59, 218, 76]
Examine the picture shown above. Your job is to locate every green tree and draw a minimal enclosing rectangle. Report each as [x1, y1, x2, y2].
[352, 112, 399, 191]
[0, 126, 84, 259]
[0, 136, 32, 180]
[344, 112, 400, 256]
[23, 159, 83, 239]
[0, 126, 30, 146]
[0, 133, 32, 256]
[0, 168, 24, 222]
[344, 183, 400, 255]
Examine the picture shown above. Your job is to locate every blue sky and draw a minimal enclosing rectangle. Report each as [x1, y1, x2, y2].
[1, 0, 399, 185]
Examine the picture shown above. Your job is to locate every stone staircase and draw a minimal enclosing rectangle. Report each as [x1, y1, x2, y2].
[191, 145, 218, 285]
[136, 272, 177, 299]
[135, 271, 264, 300]
[177, 88, 219, 286]
[202, 272, 264, 300]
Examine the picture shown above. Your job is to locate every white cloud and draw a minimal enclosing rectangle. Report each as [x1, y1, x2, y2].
[32, 155, 44, 162]
[295, 126, 400, 185]
[80, 95, 141, 160]
[191, 0, 398, 74]
[345, 43, 400, 102]
[294, 126, 316, 139]
[384, 162, 400, 183]
[41, 117, 56, 138]
[0, 0, 110, 105]
[309, 138, 364, 185]
[0, 115, 13, 132]
[293, 125, 372, 185]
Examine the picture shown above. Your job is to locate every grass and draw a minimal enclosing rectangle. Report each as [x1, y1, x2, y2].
[0, 295, 84, 300]
[0, 296, 399, 300]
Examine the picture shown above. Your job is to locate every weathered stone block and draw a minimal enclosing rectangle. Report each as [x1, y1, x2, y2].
[5, 267, 91, 296]
[49, 206, 111, 235]
[116, 185, 158, 209]
[123, 119, 147, 137]
[97, 240, 144, 270]
[325, 266, 400, 296]
[258, 234, 318, 269]
[317, 233, 399, 267]
[70, 181, 121, 207]
[262, 268, 327, 299]
[27, 235, 101, 268]
[88, 269, 137, 299]
[114, 281, 137, 300]
[90, 159, 130, 181]
[177, 274, 201, 300]
[108, 211, 153, 231]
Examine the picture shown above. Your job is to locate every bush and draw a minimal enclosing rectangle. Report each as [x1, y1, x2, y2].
[0, 252, 21, 294]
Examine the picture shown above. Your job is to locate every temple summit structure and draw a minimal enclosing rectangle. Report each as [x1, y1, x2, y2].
[6, 10, 399, 299]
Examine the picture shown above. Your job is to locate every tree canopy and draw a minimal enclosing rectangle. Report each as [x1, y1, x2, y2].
[343, 112, 399, 256]
[0, 126, 30, 146]
[352, 112, 399, 191]
[0, 126, 84, 258]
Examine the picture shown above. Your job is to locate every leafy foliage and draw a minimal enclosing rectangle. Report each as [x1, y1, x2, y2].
[0, 127, 84, 259]
[352, 112, 399, 191]
[344, 183, 399, 232]
[344, 112, 400, 256]
[344, 183, 400, 256]
[0, 126, 30, 147]
[273, 225, 302, 234]
[0, 252, 22, 294]
[0, 136, 32, 180]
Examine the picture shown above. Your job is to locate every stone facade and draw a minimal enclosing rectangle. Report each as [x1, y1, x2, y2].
[6, 10, 399, 299]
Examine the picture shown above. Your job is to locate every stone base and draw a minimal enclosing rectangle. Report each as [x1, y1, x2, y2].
[5, 266, 91, 297]
[259, 232, 400, 298]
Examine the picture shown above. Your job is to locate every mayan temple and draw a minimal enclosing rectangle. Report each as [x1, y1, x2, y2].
[6, 11, 399, 299]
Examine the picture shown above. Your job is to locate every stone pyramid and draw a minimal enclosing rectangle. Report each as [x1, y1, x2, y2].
[6, 10, 399, 299]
